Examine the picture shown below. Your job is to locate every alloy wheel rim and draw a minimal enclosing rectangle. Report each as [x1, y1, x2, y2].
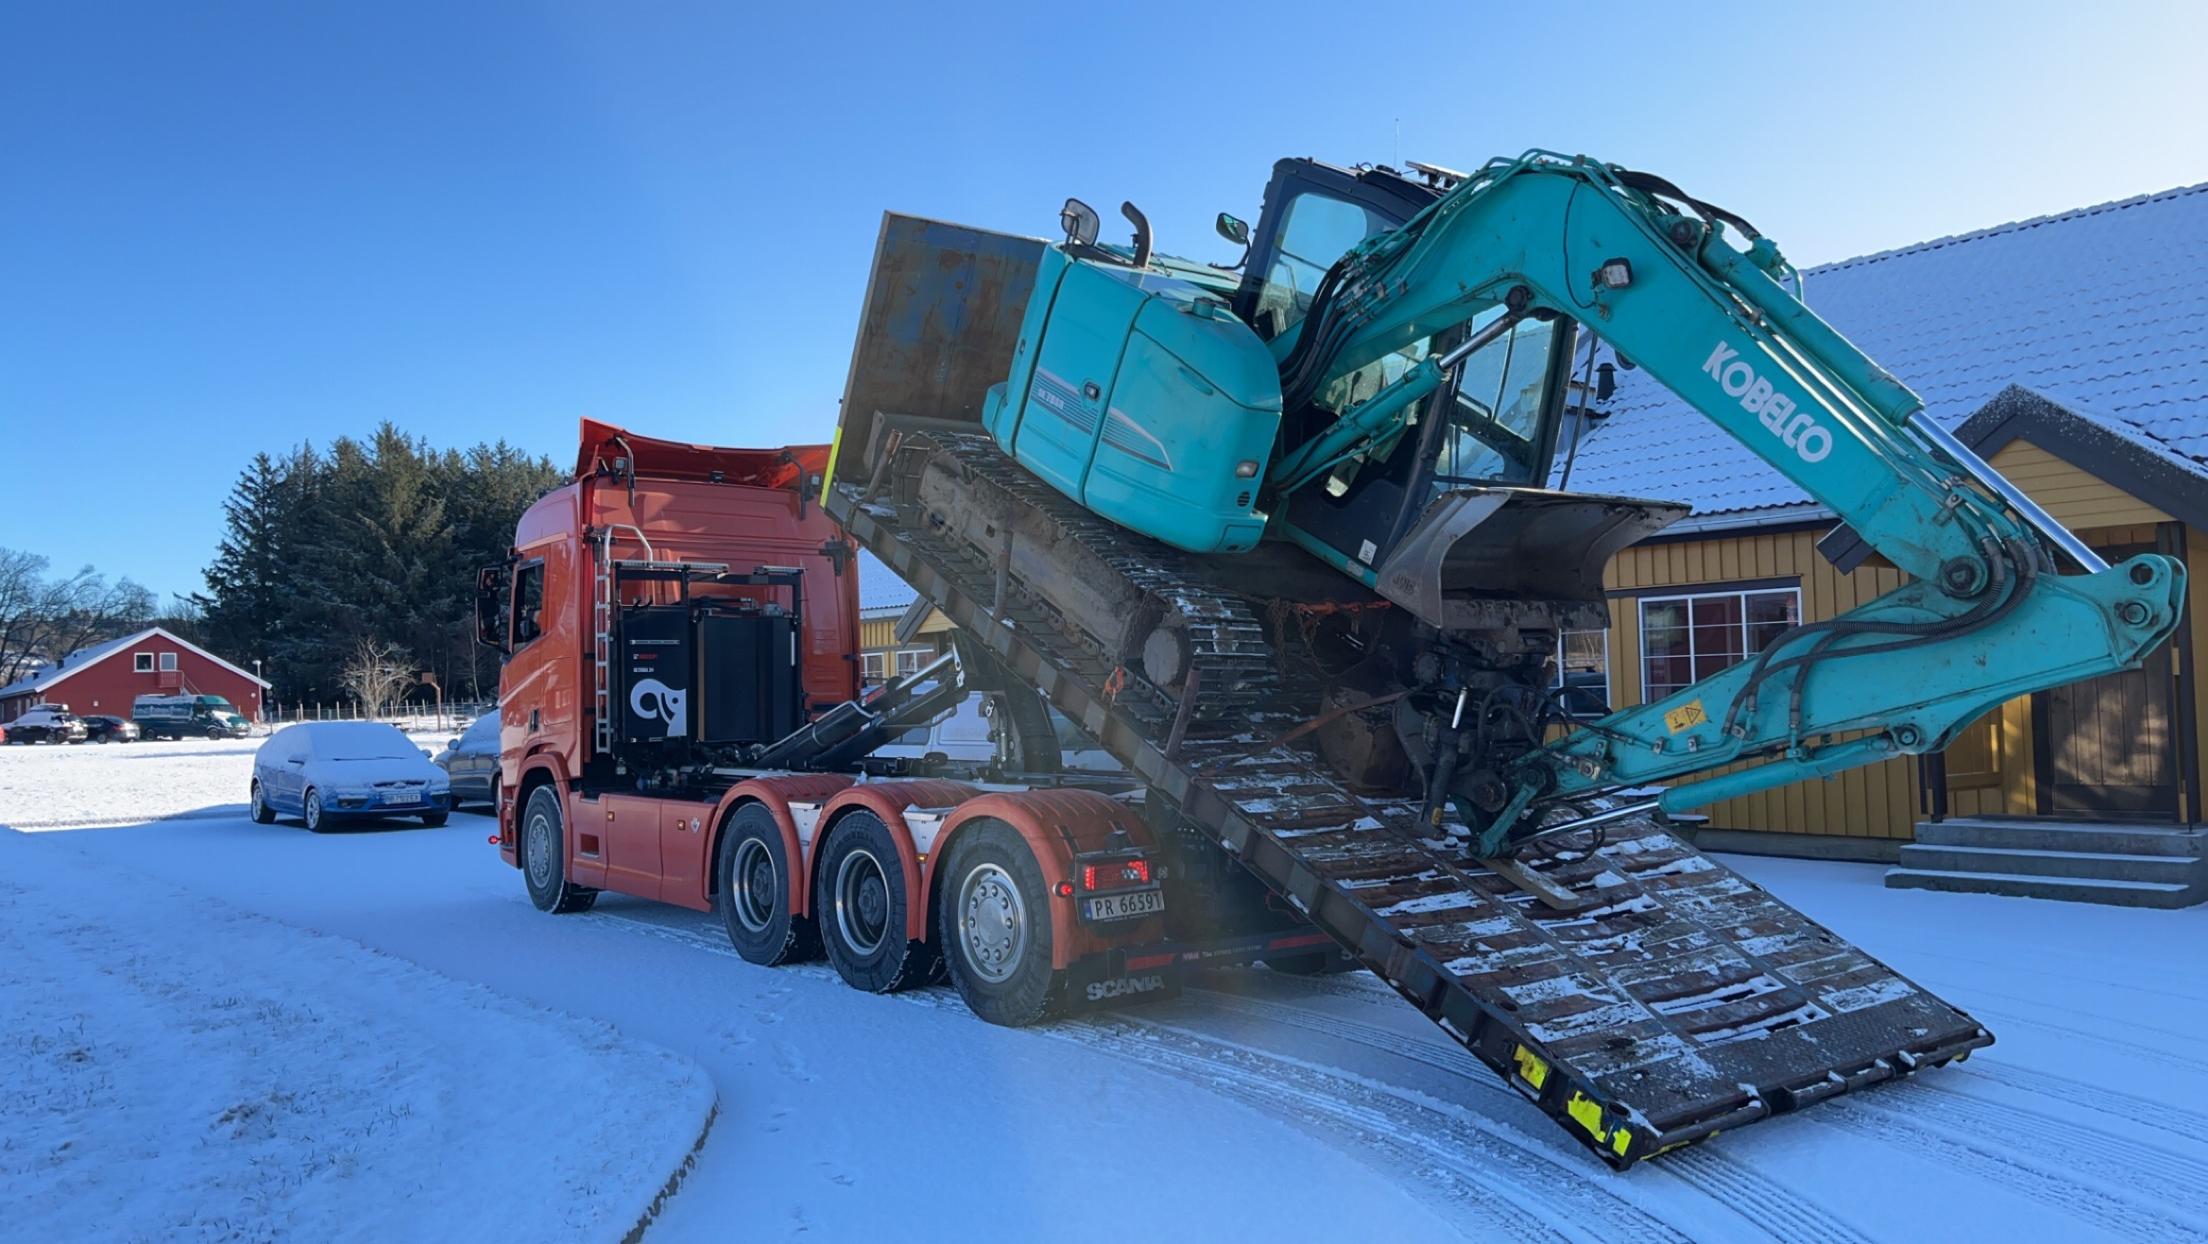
[526, 813, 553, 888]
[958, 863, 1026, 984]
[732, 838, 777, 934]
[834, 847, 890, 956]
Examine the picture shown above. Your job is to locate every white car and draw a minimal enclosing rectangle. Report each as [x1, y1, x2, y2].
[250, 722, 452, 832]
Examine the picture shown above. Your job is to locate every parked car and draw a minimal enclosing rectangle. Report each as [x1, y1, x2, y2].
[431, 711, 500, 810]
[250, 721, 452, 831]
[4, 705, 89, 744]
[135, 693, 252, 740]
[80, 714, 141, 743]
[875, 693, 1122, 772]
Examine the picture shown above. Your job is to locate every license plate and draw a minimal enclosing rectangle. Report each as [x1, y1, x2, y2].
[1082, 888, 1164, 922]
[380, 789, 415, 805]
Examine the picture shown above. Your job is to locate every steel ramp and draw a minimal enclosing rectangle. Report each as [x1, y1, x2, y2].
[828, 481, 1992, 1168]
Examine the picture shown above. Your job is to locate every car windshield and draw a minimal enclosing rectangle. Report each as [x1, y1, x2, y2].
[311, 723, 418, 761]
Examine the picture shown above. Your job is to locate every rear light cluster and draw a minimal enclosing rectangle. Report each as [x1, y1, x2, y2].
[1081, 858, 1152, 892]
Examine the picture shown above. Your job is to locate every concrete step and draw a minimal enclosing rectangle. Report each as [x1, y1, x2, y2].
[1915, 818, 2204, 858]
[1884, 867, 2201, 908]
[1896, 842, 2204, 885]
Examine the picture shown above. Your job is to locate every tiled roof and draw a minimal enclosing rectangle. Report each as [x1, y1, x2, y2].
[1562, 182, 2208, 529]
[857, 547, 918, 613]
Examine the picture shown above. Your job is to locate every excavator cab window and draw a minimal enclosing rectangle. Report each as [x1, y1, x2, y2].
[1233, 158, 1437, 338]
[1252, 192, 1395, 339]
[1431, 312, 1564, 488]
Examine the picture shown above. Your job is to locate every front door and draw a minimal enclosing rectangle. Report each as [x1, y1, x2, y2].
[2036, 540, 2183, 819]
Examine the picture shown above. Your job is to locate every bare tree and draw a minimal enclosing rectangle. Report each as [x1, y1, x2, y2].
[0, 548, 155, 683]
[341, 639, 414, 718]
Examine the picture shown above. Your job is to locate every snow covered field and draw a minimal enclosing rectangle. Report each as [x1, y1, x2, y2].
[0, 828, 715, 1242]
[4, 739, 2206, 1241]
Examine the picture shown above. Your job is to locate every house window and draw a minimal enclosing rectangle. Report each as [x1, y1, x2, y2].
[1639, 587, 1800, 702]
[895, 648, 929, 676]
[134, 652, 155, 673]
[861, 652, 887, 682]
[1553, 629, 1610, 718]
[159, 652, 178, 672]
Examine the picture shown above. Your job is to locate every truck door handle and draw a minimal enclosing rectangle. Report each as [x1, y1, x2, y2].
[529, 709, 540, 732]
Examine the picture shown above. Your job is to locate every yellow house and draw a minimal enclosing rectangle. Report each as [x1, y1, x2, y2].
[1562, 183, 2207, 881]
[856, 548, 953, 687]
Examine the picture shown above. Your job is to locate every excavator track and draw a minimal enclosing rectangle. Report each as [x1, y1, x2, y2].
[893, 430, 1281, 724]
[830, 465, 1992, 1169]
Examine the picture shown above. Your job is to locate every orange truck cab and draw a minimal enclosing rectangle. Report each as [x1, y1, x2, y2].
[478, 421, 1336, 1024]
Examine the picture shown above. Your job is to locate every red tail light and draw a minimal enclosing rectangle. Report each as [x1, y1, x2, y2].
[1081, 858, 1152, 891]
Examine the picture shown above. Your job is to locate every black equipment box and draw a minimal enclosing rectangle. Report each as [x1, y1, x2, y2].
[619, 606, 693, 744]
[698, 609, 801, 746]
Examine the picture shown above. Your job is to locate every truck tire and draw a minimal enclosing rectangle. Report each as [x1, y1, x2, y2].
[938, 818, 1065, 1027]
[206, 726, 227, 740]
[521, 785, 598, 914]
[250, 781, 277, 824]
[814, 810, 934, 992]
[717, 803, 819, 966]
[303, 789, 331, 833]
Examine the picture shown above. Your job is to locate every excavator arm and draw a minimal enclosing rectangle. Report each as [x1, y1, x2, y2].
[1271, 152, 2186, 855]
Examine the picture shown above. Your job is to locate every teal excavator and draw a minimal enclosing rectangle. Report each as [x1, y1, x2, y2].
[863, 151, 2182, 858]
[823, 152, 2186, 1165]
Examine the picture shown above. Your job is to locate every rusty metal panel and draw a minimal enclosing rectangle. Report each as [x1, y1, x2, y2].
[832, 212, 1043, 485]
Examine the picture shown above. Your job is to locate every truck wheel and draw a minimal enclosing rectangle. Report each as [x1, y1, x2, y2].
[250, 782, 277, 824]
[814, 810, 934, 992]
[717, 803, 819, 966]
[521, 785, 597, 914]
[938, 818, 1064, 1027]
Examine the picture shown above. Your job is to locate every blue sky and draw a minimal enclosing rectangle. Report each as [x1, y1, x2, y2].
[5, 0, 2203, 603]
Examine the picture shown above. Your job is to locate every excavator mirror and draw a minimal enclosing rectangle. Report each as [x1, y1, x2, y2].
[1215, 212, 1249, 246]
[1060, 198, 1100, 248]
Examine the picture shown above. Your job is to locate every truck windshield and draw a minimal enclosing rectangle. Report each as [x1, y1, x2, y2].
[1431, 312, 1560, 488]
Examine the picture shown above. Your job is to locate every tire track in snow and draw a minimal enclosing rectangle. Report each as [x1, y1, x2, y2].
[1888, 1082, 2208, 1210]
[598, 915, 1675, 1242]
[1815, 1097, 2208, 1243]
[1191, 988, 1875, 1244]
[1068, 1013, 1683, 1244]
[1953, 1002, 2208, 1077]
[1960, 1060, 2208, 1136]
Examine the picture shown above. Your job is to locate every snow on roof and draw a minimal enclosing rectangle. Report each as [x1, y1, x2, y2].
[0, 626, 273, 700]
[857, 547, 918, 614]
[1562, 182, 2208, 531]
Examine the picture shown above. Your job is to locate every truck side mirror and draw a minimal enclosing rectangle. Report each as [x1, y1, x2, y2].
[1215, 212, 1249, 246]
[475, 563, 513, 653]
[1060, 198, 1100, 248]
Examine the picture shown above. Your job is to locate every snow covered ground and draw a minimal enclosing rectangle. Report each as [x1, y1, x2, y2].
[0, 829, 715, 1242]
[4, 739, 2206, 1241]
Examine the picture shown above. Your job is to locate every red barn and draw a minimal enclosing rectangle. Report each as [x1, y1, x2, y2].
[0, 627, 270, 724]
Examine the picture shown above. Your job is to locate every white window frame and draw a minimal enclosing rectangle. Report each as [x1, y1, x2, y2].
[861, 652, 888, 682]
[158, 651, 179, 672]
[1552, 627, 1610, 718]
[1637, 586, 1802, 703]
[134, 652, 155, 673]
[894, 648, 931, 676]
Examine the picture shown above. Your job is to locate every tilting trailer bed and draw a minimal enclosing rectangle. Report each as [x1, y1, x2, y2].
[821, 214, 1992, 1169]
